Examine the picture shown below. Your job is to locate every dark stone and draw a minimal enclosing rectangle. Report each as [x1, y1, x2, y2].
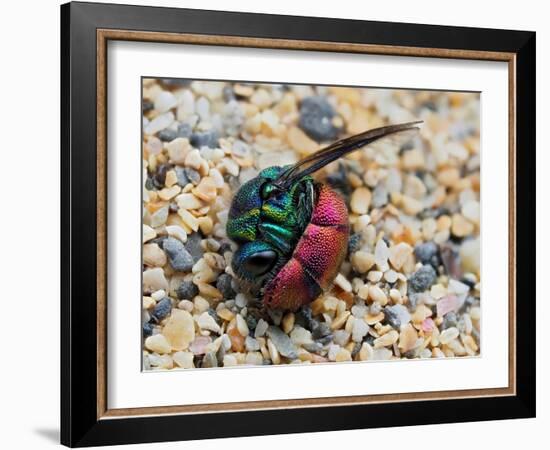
[216, 273, 236, 299]
[176, 123, 192, 138]
[151, 297, 172, 323]
[409, 265, 437, 293]
[190, 130, 218, 149]
[414, 241, 440, 268]
[142, 322, 154, 338]
[176, 280, 199, 300]
[157, 128, 177, 142]
[302, 342, 323, 354]
[184, 232, 204, 262]
[311, 322, 332, 340]
[152, 163, 172, 189]
[145, 177, 155, 191]
[348, 233, 362, 255]
[142, 100, 154, 113]
[363, 334, 375, 346]
[246, 315, 257, 333]
[383, 306, 401, 329]
[174, 166, 189, 187]
[351, 342, 362, 358]
[163, 237, 194, 272]
[298, 96, 342, 142]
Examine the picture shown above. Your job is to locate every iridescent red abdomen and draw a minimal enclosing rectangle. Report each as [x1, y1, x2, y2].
[263, 184, 349, 310]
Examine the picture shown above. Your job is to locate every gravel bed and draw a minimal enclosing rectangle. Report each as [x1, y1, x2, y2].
[141, 79, 481, 370]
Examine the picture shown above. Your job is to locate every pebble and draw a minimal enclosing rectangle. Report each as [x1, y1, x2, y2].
[162, 309, 195, 350]
[352, 318, 369, 342]
[163, 237, 194, 272]
[254, 319, 269, 338]
[460, 238, 480, 274]
[368, 285, 388, 306]
[398, 324, 418, 353]
[290, 326, 313, 345]
[439, 326, 460, 344]
[202, 351, 218, 368]
[388, 242, 413, 270]
[193, 177, 218, 202]
[197, 311, 221, 334]
[143, 268, 169, 293]
[215, 273, 235, 299]
[374, 330, 399, 348]
[151, 297, 172, 322]
[236, 314, 250, 336]
[350, 187, 371, 214]
[176, 280, 198, 300]
[299, 96, 340, 142]
[173, 351, 194, 369]
[190, 130, 218, 149]
[384, 304, 411, 328]
[282, 312, 295, 334]
[374, 239, 390, 271]
[143, 243, 167, 267]
[436, 295, 459, 317]
[154, 91, 177, 113]
[409, 265, 437, 292]
[143, 224, 157, 243]
[157, 128, 177, 142]
[451, 213, 474, 237]
[414, 241, 439, 266]
[145, 334, 171, 354]
[189, 336, 212, 355]
[144, 112, 174, 135]
[352, 251, 375, 273]
[266, 326, 298, 359]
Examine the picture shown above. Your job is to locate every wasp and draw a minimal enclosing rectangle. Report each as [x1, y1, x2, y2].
[226, 121, 421, 311]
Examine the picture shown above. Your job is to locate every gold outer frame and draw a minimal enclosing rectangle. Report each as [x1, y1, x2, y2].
[96, 29, 516, 420]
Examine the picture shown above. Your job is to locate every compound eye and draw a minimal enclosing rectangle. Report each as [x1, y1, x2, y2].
[243, 250, 278, 276]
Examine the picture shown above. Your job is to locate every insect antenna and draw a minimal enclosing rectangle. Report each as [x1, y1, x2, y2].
[275, 121, 422, 189]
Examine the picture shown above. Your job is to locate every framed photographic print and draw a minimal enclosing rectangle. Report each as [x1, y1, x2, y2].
[60, 1, 536, 447]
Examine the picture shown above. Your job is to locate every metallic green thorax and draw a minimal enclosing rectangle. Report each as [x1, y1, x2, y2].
[227, 166, 314, 258]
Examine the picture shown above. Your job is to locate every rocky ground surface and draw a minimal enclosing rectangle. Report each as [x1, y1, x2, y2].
[141, 79, 481, 370]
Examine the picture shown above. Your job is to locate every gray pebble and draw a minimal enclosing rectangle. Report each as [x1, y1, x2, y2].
[414, 241, 439, 266]
[163, 237, 194, 272]
[177, 123, 192, 138]
[372, 185, 389, 208]
[174, 166, 189, 187]
[303, 342, 324, 353]
[202, 351, 218, 368]
[176, 280, 198, 300]
[311, 322, 332, 340]
[184, 232, 204, 262]
[151, 297, 172, 323]
[184, 167, 201, 185]
[216, 273, 235, 299]
[190, 130, 218, 149]
[245, 336, 260, 351]
[142, 322, 154, 338]
[157, 128, 177, 142]
[266, 326, 298, 359]
[409, 264, 437, 292]
[442, 312, 458, 330]
[384, 304, 411, 329]
[348, 233, 362, 255]
[299, 96, 341, 142]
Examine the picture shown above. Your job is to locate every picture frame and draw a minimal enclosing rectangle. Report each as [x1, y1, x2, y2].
[60, 1, 536, 447]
